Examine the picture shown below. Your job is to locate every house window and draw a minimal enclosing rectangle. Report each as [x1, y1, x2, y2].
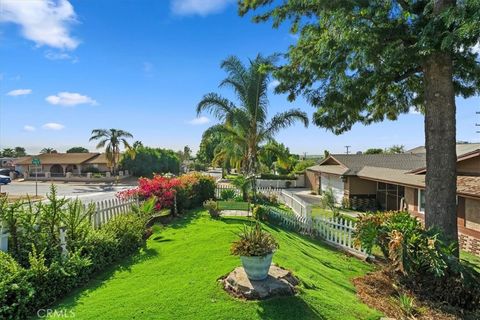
[418, 189, 425, 213]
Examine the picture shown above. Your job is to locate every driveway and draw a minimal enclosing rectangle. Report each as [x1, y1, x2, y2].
[1, 180, 137, 203]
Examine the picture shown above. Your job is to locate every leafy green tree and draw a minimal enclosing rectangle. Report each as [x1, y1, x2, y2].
[90, 129, 134, 173]
[1, 148, 15, 157]
[258, 140, 291, 173]
[231, 175, 252, 201]
[293, 159, 316, 173]
[239, 0, 480, 253]
[14, 147, 26, 157]
[40, 148, 57, 154]
[364, 148, 384, 155]
[197, 55, 309, 178]
[132, 141, 144, 150]
[197, 129, 223, 165]
[120, 146, 180, 177]
[387, 145, 406, 154]
[66, 147, 89, 153]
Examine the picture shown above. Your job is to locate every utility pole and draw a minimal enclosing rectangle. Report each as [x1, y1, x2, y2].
[345, 145, 351, 155]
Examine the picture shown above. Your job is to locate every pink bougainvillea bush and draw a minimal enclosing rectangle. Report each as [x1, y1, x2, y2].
[117, 173, 215, 212]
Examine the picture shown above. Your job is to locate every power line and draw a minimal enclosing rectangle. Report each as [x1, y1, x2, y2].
[345, 145, 351, 154]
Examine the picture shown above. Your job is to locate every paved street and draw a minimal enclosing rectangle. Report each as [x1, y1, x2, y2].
[1, 180, 137, 203]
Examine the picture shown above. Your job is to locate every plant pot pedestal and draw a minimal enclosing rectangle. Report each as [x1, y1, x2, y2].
[221, 265, 298, 300]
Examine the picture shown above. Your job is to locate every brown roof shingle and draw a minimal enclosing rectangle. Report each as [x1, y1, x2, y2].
[15, 153, 101, 165]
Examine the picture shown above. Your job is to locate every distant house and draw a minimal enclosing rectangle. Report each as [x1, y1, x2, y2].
[0, 157, 17, 168]
[306, 143, 480, 254]
[14, 153, 110, 177]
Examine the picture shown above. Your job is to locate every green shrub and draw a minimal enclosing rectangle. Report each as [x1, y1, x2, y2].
[320, 187, 340, 217]
[0, 186, 150, 319]
[203, 199, 220, 218]
[81, 230, 118, 273]
[220, 189, 236, 201]
[233, 195, 244, 202]
[354, 211, 480, 310]
[101, 213, 146, 257]
[120, 146, 180, 177]
[81, 165, 100, 174]
[252, 205, 268, 221]
[176, 173, 216, 212]
[259, 173, 296, 180]
[0, 252, 33, 319]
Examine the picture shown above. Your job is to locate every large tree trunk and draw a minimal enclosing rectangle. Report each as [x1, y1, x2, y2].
[423, 49, 458, 256]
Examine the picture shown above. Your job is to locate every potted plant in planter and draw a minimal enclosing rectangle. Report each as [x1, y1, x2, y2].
[231, 222, 279, 280]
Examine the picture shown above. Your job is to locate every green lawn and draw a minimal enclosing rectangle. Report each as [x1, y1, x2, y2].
[217, 200, 250, 211]
[47, 210, 382, 320]
[461, 251, 480, 272]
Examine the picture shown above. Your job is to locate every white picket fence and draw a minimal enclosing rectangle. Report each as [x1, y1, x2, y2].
[215, 185, 311, 217]
[0, 197, 138, 252]
[277, 189, 312, 217]
[267, 206, 367, 257]
[90, 198, 138, 229]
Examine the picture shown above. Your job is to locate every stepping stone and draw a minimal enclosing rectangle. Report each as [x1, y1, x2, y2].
[221, 265, 299, 300]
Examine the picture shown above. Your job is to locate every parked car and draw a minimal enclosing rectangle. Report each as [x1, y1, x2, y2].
[0, 169, 20, 177]
[0, 175, 11, 185]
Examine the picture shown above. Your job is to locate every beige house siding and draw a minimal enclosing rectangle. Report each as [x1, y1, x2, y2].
[305, 170, 318, 191]
[458, 157, 480, 175]
[404, 186, 418, 213]
[349, 177, 377, 195]
[465, 198, 480, 231]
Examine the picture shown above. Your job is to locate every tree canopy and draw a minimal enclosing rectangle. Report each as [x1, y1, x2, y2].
[239, 1, 480, 133]
[238, 0, 480, 251]
[197, 55, 309, 176]
[120, 147, 180, 177]
[66, 147, 89, 153]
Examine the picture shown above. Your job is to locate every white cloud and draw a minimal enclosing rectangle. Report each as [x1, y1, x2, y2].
[42, 122, 65, 130]
[268, 80, 280, 91]
[188, 116, 210, 125]
[23, 125, 36, 132]
[171, 0, 233, 16]
[0, 0, 79, 50]
[7, 89, 32, 96]
[44, 50, 78, 62]
[46, 92, 97, 106]
[409, 107, 421, 115]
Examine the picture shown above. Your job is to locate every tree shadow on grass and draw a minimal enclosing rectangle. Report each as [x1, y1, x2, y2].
[256, 295, 324, 320]
[49, 246, 159, 312]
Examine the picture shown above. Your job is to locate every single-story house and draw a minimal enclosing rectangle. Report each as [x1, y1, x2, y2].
[306, 143, 480, 255]
[14, 153, 111, 177]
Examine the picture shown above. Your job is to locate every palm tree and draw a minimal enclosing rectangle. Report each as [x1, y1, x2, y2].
[40, 148, 57, 154]
[197, 55, 309, 178]
[89, 129, 134, 173]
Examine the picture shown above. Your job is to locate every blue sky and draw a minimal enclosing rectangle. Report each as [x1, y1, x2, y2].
[0, 0, 479, 155]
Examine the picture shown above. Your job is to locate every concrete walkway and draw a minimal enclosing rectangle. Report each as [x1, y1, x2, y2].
[221, 210, 251, 217]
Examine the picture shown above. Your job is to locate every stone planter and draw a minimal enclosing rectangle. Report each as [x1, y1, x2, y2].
[240, 253, 273, 281]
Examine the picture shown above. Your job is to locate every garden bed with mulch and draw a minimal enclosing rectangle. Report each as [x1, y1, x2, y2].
[353, 269, 479, 320]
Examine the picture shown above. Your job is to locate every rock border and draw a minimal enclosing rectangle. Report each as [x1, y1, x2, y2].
[220, 265, 299, 300]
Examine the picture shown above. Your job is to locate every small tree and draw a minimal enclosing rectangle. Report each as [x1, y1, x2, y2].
[231, 175, 251, 202]
[320, 187, 340, 217]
